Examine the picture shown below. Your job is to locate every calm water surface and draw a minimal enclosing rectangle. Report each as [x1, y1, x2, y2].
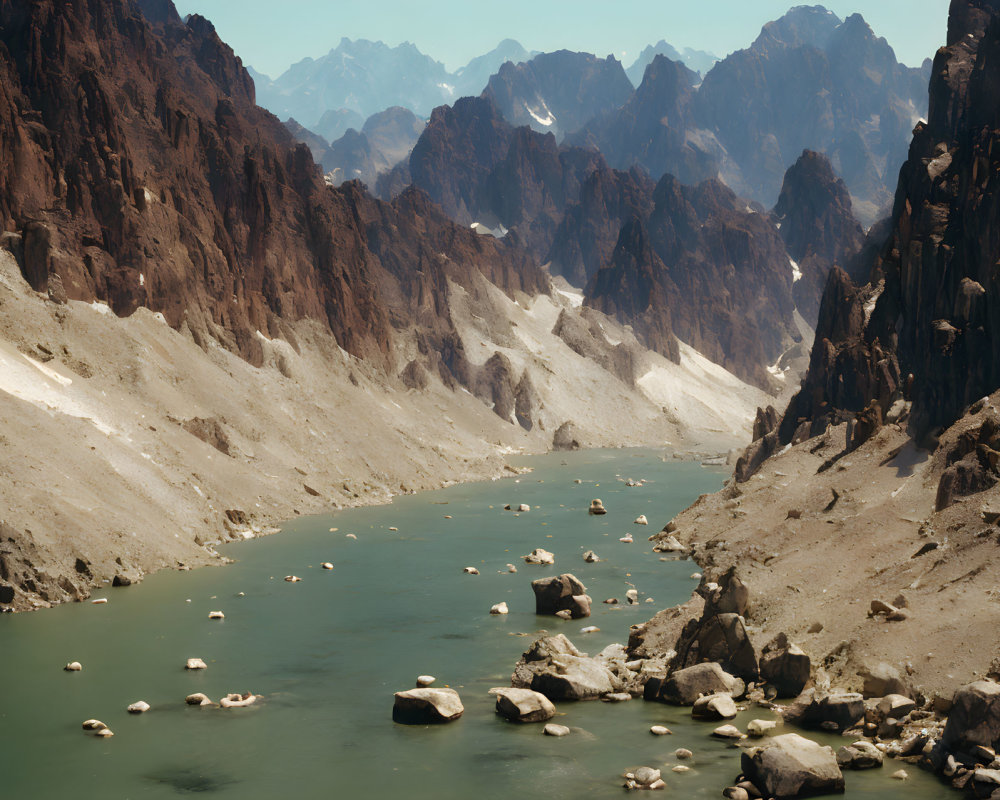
[0, 450, 948, 799]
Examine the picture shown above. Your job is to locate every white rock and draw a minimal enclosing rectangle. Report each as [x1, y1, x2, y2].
[507, 564, 518, 573]
[517, 504, 530, 513]
[892, 769, 908, 780]
[490, 602, 509, 615]
[82, 719, 107, 731]
[64, 661, 82, 671]
[321, 562, 334, 570]
[634, 515, 648, 525]
[284, 575, 301, 582]
[626, 589, 639, 604]
[186, 693, 213, 706]
[185, 658, 207, 670]
[91, 598, 108, 605]
[650, 725, 672, 735]
[94, 728, 114, 737]
[463, 567, 480, 575]
[127, 701, 151, 714]
[416, 675, 436, 687]
[747, 718, 781, 737]
[208, 610, 224, 619]
[675, 748, 693, 759]
[619, 534, 634, 543]
[544, 723, 571, 736]
[220, 692, 257, 708]
[580, 626, 600, 634]
[523, 548, 555, 565]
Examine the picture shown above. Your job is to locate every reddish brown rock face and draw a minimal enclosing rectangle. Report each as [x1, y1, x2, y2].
[0, 0, 544, 377]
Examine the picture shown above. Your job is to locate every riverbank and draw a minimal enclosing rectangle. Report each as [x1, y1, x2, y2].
[0, 450, 947, 799]
[647, 398, 1000, 703]
[0, 248, 765, 611]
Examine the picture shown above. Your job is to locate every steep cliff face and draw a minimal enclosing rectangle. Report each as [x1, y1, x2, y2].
[586, 176, 799, 388]
[773, 150, 865, 323]
[482, 50, 634, 139]
[545, 166, 656, 287]
[401, 96, 604, 258]
[759, 0, 1000, 475]
[0, 0, 397, 368]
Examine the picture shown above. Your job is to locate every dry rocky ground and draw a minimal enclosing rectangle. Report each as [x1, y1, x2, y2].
[647, 400, 1000, 702]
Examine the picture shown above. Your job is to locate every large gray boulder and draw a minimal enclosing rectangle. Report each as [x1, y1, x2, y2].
[393, 688, 464, 723]
[490, 687, 556, 722]
[760, 633, 811, 698]
[532, 573, 592, 619]
[511, 634, 619, 701]
[660, 662, 743, 705]
[741, 733, 845, 798]
[941, 681, 1000, 758]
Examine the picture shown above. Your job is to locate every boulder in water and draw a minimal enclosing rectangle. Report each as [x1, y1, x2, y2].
[220, 692, 258, 708]
[186, 693, 214, 706]
[741, 733, 844, 798]
[490, 687, 556, 722]
[127, 701, 151, 714]
[544, 723, 571, 736]
[490, 602, 509, 615]
[393, 688, 464, 723]
[523, 548, 555, 565]
[185, 658, 208, 670]
[692, 692, 738, 720]
[532, 573, 592, 618]
[588, 499, 607, 515]
[64, 661, 82, 672]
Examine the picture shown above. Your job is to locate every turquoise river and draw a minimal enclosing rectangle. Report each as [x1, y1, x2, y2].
[0, 450, 948, 799]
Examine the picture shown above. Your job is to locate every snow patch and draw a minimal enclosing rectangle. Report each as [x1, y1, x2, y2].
[789, 258, 802, 283]
[556, 288, 584, 308]
[524, 100, 555, 127]
[0, 341, 115, 434]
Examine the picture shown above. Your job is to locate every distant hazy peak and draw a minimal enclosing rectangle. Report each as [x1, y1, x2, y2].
[626, 40, 718, 86]
[752, 4, 843, 51]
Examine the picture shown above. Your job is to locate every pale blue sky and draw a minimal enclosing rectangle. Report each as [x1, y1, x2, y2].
[173, 0, 952, 78]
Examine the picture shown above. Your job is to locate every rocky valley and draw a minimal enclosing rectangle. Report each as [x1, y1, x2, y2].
[6, 0, 1000, 798]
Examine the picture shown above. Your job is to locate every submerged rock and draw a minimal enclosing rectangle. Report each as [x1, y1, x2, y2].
[220, 692, 258, 708]
[393, 688, 464, 723]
